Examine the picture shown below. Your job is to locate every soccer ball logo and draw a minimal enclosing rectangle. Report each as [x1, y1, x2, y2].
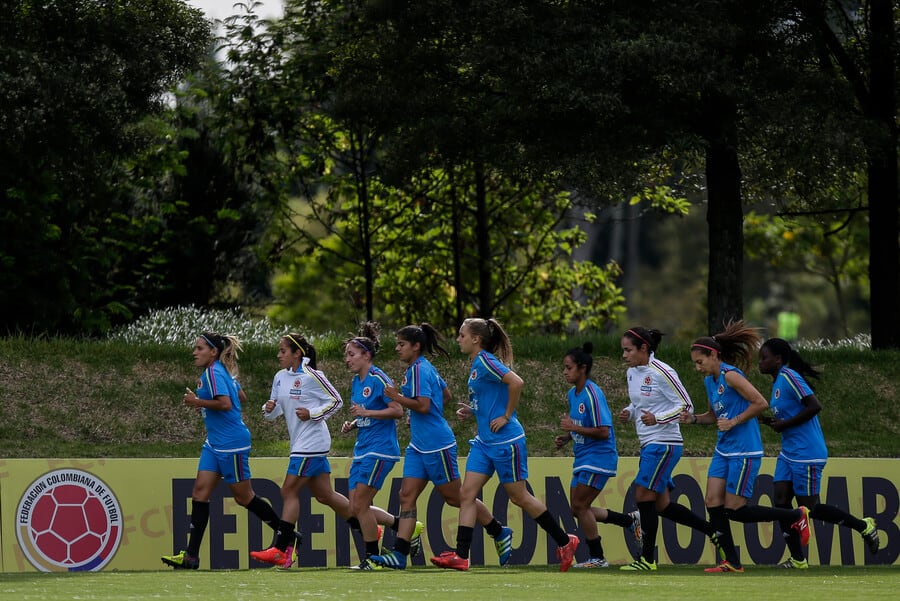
[16, 469, 122, 572]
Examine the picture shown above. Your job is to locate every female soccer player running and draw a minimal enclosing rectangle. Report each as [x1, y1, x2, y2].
[371, 323, 514, 569]
[342, 322, 405, 570]
[555, 341, 641, 569]
[161, 332, 282, 570]
[683, 321, 811, 573]
[618, 327, 721, 571]
[758, 338, 879, 568]
[430, 318, 579, 572]
[249, 333, 399, 568]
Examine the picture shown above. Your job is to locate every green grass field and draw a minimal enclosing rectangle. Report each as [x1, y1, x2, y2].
[2, 565, 898, 600]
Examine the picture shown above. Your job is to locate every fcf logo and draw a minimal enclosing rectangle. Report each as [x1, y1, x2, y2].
[16, 468, 122, 572]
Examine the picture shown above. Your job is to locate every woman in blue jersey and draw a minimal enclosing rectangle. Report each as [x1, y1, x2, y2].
[372, 323, 514, 570]
[758, 338, 879, 568]
[618, 327, 721, 571]
[431, 318, 579, 572]
[249, 333, 400, 568]
[340, 321, 404, 570]
[161, 332, 281, 570]
[684, 321, 811, 573]
[554, 341, 640, 569]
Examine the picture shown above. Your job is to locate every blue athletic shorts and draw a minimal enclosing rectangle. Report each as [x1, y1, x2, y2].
[708, 453, 761, 499]
[349, 456, 397, 491]
[464, 437, 528, 484]
[634, 443, 682, 494]
[403, 445, 460, 485]
[198, 444, 251, 484]
[287, 455, 331, 478]
[570, 470, 611, 491]
[773, 457, 825, 497]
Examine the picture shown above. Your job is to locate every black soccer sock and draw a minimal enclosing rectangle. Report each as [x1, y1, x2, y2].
[456, 525, 475, 559]
[809, 503, 867, 531]
[660, 502, 716, 537]
[484, 518, 503, 538]
[637, 500, 658, 562]
[394, 538, 411, 556]
[534, 510, 570, 547]
[774, 502, 806, 560]
[346, 517, 361, 531]
[275, 519, 295, 551]
[246, 495, 280, 531]
[365, 539, 380, 557]
[599, 508, 633, 529]
[708, 505, 739, 566]
[586, 536, 604, 560]
[186, 500, 210, 557]
[389, 515, 400, 532]
[728, 504, 798, 523]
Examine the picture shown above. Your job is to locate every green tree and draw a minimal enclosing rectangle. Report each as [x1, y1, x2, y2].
[208, 0, 627, 331]
[0, 0, 211, 334]
[744, 201, 870, 339]
[274, 163, 625, 333]
[793, 0, 899, 348]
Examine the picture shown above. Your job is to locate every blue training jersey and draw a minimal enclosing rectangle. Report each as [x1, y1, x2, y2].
[350, 365, 401, 460]
[402, 356, 456, 453]
[567, 379, 617, 475]
[467, 350, 525, 445]
[770, 366, 828, 463]
[196, 360, 251, 453]
[703, 362, 763, 457]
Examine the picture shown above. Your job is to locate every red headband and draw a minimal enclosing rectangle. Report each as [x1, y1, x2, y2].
[627, 329, 652, 349]
[691, 343, 719, 353]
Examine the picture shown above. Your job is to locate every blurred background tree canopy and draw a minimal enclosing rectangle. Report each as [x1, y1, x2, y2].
[1, 0, 895, 347]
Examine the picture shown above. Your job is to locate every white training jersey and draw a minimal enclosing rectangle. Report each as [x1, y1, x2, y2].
[263, 357, 343, 456]
[624, 353, 693, 447]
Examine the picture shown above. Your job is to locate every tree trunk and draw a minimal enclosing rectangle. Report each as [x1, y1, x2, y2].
[450, 171, 465, 325]
[473, 162, 493, 317]
[353, 130, 374, 321]
[800, 0, 900, 348]
[866, 0, 899, 349]
[703, 94, 744, 335]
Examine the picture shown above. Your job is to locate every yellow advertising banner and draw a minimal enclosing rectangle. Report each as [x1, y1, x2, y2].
[1, 457, 896, 572]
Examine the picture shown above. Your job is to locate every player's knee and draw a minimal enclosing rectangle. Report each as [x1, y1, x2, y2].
[441, 489, 462, 508]
[569, 500, 589, 515]
[233, 492, 254, 507]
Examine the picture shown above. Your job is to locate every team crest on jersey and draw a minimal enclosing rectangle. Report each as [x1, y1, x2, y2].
[470, 370, 477, 380]
[717, 384, 725, 395]
[643, 376, 652, 385]
[402, 375, 408, 386]
[774, 389, 781, 399]
[578, 403, 585, 414]
[362, 386, 372, 398]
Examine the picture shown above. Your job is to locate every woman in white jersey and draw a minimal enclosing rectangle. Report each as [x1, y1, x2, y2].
[249, 333, 401, 568]
[618, 327, 721, 571]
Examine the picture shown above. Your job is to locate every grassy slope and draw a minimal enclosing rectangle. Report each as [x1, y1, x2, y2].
[1, 335, 899, 458]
